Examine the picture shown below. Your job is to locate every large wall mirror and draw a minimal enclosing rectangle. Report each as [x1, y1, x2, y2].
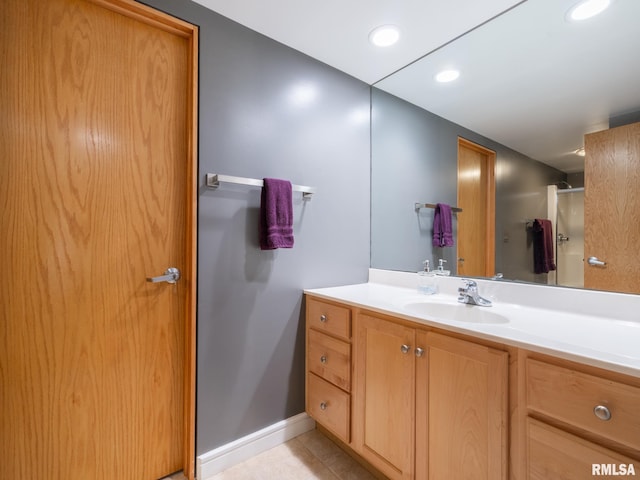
[371, 0, 640, 294]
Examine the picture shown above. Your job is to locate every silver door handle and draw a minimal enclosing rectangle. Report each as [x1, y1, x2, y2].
[587, 256, 606, 267]
[147, 267, 180, 284]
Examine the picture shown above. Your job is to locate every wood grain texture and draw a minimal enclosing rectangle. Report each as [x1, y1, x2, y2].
[584, 122, 640, 293]
[423, 332, 508, 480]
[307, 297, 352, 340]
[457, 138, 496, 277]
[308, 329, 352, 391]
[527, 418, 638, 480]
[526, 359, 640, 452]
[307, 373, 351, 443]
[353, 313, 415, 479]
[0, 0, 195, 478]
[305, 298, 354, 447]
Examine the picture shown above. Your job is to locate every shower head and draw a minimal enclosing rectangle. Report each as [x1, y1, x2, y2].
[556, 181, 572, 189]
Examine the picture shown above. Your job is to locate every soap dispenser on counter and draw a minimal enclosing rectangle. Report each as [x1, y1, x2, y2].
[418, 260, 437, 295]
[435, 259, 451, 276]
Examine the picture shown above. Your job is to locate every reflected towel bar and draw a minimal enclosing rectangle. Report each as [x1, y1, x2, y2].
[206, 173, 316, 198]
[415, 202, 462, 213]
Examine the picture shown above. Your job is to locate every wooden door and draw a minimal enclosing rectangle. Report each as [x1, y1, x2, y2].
[457, 138, 496, 277]
[353, 313, 415, 480]
[584, 122, 640, 294]
[417, 332, 508, 480]
[0, 1, 197, 478]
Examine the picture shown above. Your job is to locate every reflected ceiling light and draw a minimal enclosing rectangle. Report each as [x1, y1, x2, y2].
[434, 69, 460, 83]
[566, 0, 611, 21]
[368, 25, 400, 47]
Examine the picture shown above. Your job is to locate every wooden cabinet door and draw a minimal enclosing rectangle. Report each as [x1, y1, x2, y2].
[418, 332, 508, 480]
[353, 313, 416, 480]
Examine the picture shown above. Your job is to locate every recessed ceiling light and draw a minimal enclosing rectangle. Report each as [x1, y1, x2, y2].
[574, 147, 586, 157]
[369, 25, 400, 47]
[566, 0, 611, 22]
[434, 69, 460, 83]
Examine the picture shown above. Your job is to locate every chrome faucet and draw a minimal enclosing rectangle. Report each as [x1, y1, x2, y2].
[458, 279, 492, 307]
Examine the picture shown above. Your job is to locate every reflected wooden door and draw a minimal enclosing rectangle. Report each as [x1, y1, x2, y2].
[584, 122, 640, 294]
[457, 138, 496, 277]
[0, 0, 197, 478]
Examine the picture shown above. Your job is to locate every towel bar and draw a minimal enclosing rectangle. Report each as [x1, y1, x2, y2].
[206, 173, 316, 198]
[415, 202, 462, 213]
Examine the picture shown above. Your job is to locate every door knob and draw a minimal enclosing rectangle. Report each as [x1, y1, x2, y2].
[587, 256, 606, 267]
[147, 267, 181, 284]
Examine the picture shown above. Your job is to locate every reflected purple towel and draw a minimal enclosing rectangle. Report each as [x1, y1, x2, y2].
[432, 203, 454, 247]
[533, 218, 556, 274]
[260, 178, 294, 250]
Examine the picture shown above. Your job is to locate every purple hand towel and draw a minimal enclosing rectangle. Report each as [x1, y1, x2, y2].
[532, 218, 556, 274]
[432, 203, 454, 247]
[260, 178, 294, 250]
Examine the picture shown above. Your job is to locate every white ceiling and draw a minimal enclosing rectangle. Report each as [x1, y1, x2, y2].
[193, 0, 640, 173]
[376, 0, 640, 173]
[191, 0, 523, 84]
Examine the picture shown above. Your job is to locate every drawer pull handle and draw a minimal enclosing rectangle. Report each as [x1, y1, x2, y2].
[320, 402, 328, 411]
[401, 344, 411, 354]
[415, 347, 425, 358]
[320, 355, 327, 364]
[593, 405, 611, 421]
[320, 315, 327, 323]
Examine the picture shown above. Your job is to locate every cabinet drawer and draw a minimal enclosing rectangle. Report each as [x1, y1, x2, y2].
[307, 298, 351, 340]
[527, 418, 638, 480]
[307, 373, 350, 443]
[308, 329, 351, 391]
[526, 359, 640, 451]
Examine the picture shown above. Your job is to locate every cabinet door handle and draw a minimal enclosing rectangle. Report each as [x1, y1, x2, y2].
[320, 314, 327, 322]
[320, 402, 328, 411]
[320, 355, 327, 364]
[415, 347, 425, 358]
[593, 405, 611, 421]
[400, 344, 411, 354]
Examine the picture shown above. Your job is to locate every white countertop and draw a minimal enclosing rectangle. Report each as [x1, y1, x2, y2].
[305, 269, 640, 378]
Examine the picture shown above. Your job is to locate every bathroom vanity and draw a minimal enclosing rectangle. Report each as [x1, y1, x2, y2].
[305, 271, 640, 480]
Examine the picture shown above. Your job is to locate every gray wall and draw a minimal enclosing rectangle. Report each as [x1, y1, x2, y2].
[142, 0, 371, 455]
[371, 88, 565, 282]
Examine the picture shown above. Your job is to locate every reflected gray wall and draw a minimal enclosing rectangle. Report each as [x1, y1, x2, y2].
[371, 88, 565, 281]
[143, 0, 371, 455]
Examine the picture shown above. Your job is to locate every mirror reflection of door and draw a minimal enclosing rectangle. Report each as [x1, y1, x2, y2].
[584, 122, 640, 294]
[457, 138, 496, 277]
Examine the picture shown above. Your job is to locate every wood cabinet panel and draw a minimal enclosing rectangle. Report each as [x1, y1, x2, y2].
[354, 313, 415, 480]
[308, 329, 351, 391]
[527, 418, 638, 480]
[420, 332, 508, 480]
[307, 298, 351, 340]
[307, 373, 350, 443]
[526, 358, 640, 451]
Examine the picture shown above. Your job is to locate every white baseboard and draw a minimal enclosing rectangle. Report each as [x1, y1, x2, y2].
[196, 413, 316, 480]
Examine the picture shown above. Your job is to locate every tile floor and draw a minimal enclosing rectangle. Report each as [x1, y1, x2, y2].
[208, 429, 378, 480]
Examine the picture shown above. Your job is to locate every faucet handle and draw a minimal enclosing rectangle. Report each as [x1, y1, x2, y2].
[461, 278, 477, 288]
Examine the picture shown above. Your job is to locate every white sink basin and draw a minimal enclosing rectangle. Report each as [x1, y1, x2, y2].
[402, 300, 509, 324]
